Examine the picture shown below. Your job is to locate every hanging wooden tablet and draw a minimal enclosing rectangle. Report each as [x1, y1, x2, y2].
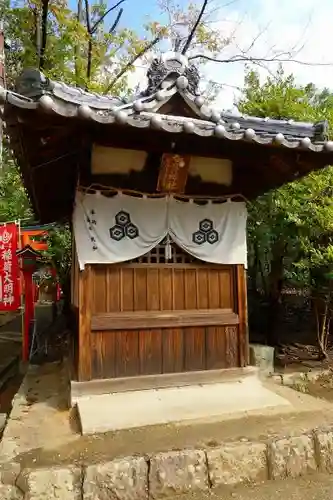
[157, 153, 190, 193]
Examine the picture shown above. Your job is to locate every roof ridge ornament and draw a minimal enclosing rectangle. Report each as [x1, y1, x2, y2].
[16, 68, 53, 99]
[142, 51, 200, 97]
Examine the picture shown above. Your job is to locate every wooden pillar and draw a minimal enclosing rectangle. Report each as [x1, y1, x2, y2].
[78, 265, 92, 381]
[236, 264, 249, 366]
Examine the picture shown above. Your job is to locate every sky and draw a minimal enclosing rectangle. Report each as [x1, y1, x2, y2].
[93, 0, 333, 110]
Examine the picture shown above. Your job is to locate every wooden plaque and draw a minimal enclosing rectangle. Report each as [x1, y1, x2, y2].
[157, 154, 190, 193]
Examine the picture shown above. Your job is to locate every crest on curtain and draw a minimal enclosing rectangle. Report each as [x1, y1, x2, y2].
[192, 219, 219, 245]
[110, 211, 140, 241]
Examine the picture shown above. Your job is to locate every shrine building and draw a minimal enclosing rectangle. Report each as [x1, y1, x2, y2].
[1, 52, 333, 414]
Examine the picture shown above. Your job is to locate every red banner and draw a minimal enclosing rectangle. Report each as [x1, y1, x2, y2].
[0, 224, 20, 311]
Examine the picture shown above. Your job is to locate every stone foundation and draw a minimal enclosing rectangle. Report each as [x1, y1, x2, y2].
[1, 428, 333, 499]
[250, 344, 275, 376]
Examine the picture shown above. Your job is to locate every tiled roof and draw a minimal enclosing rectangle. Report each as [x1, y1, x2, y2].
[1, 51, 333, 153]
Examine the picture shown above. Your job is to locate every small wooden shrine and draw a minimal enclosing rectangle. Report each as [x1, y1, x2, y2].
[2, 51, 333, 389]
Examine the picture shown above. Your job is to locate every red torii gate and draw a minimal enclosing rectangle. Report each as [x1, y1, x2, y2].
[17, 226, 61, 361]
[16, 245, 44, 361]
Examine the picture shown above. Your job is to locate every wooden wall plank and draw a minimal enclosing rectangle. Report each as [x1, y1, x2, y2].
[91, 309, 238, 331]
[114, 267, 144, 377]
[207, 269, 229, 370]
[225, 326, 239, 368]
[236, 264, 249, 366]
[139, 330, 162, 375]
[92, 267, 107, 313]
[90, 267, 117, 379]
[160, 267, 183, 373]
[206, 326, 227, 370]
[162, 330, 184, 373]
[147, 269, 160, 310]
[159, 268, 173, 310]
[121, 268, 134, 311]
[91, 332, 110, 379]
[78, 265, 92, 381]
[219, 269, 233, 309]
[134, 268, 147, 311]
[184, 269, 198, 308]
[207, 269, 220, 309]
[141, 269, 162, 375]
[196, 268, 209, 309]
[172, 269, 185, 310]
[115, 330, 139, 377]
[106, 267, 120, 312]
[184, 269, 205, 371]
[132, 268, 147, 374]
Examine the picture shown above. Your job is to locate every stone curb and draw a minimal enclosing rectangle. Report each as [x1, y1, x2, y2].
[2, 427, 333, 499]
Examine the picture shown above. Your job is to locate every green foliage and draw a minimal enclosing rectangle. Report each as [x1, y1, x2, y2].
[2, 0, 160, 94]
[46, 224, 72, 285]
[240, 67, 333, 123]
[0, 0, 224, 285]
[0, 147, 33, 222]
[240, 68, 333, 291]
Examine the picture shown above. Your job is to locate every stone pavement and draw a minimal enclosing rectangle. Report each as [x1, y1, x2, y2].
[2, 362, 333, 498]
[0, 304, 53, 391]
[174, 473, 333, 499]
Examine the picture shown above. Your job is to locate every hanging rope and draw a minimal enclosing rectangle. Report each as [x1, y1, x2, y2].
[77, 183, 248, 203]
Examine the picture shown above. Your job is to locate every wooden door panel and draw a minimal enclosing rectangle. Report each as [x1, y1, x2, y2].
[89, 263, 240, 379]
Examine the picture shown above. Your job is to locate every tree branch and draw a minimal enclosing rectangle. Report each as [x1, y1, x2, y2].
[109, 8, 123, 34]
[181, 0, 208, 55]
[84, 0, 92, 83]
[104, 35, 161, 93]
[188, 53, 333, 67]
[91, 0, 125, 34]
[75, 0, 83, 83]
[39, 0, 49, 70]
[84, 0, 91, 34]
[33, 7, 41, 63]
[87, 38, 93, 81]
[84, 0, 126, 86]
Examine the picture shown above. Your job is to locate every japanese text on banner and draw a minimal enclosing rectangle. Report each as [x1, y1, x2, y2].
[0, 223, 20, 311]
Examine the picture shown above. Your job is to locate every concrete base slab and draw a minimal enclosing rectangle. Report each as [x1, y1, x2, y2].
[76, 375, 291, 435]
